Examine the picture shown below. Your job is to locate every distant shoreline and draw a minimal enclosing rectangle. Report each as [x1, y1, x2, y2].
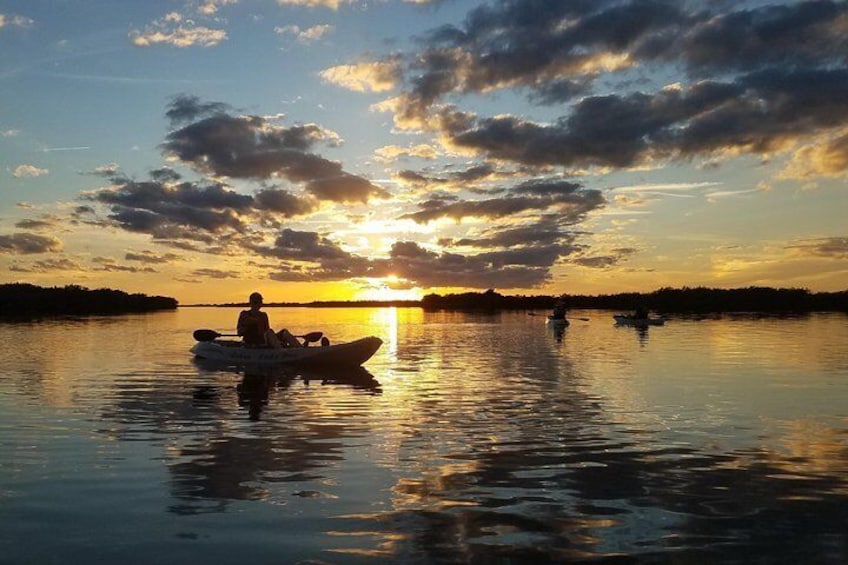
[183, 286, 848, 314]
[0, 283, 178, 318]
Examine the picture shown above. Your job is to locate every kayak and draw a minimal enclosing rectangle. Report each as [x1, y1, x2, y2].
[614, 315, 665, 327]
[546, 316, 570, 327]
[190, 336, 382, 368]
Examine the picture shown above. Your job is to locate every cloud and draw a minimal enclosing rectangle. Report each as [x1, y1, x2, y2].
[197, 1, 239, 16]
[82, 168, 319, 247]
[788, 237, 848, 259]
[0, 14, 34, 30]
[11, 164, 48, 178]
[569, 247, 639, 268]
[361, 1, 848, 178]
[374, 144, 441, 162]
[191, 268, 241, 279]
[14, 218, 58, 231]
[165, 95, 231, 126]
[87, 175, 253, 236]
[162, 97, 389, 203]
[383, 241, 552, 289]
[92, 257, 158, 273]
[259, 211, 596, 289]
[276, 0, 352, 9]
[431, 69, 848, 170]
[264, 238, 554, 289]
[254, 187, 318, 217]
[320, 60, 402, 93]
[90, 163, 122, 177]
[1, 129, 20, 137]
[9, 257, 81, 273]
[250, 228, 351, 261]
[448, 216, 581, 249]
[275, 24, 334, 43]
[779, 130, 848, 180]
[394, 163, 511, 191]
[672, 1, 848, 75]
[399, 179, 604, 223]
[125, 250, 183, 264]
[0, 232, 62, 254]
[130, 12, 226, 48]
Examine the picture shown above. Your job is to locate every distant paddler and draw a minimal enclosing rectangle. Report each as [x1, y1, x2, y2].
[551, 296, 568, 320]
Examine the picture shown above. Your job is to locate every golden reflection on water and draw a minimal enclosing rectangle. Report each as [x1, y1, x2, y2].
[1, 309, 847, 562]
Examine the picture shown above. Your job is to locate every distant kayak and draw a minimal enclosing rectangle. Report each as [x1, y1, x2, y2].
[614, 315, 665, 327]
[546, 316, 570, 327]
[190, 336, 382, 368]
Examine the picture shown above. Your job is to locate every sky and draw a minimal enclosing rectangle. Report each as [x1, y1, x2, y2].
[1, 0, 847, 304]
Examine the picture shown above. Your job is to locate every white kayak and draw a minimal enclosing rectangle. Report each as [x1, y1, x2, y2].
[190, 336, 382, 368]
[614, 315, 665, 327]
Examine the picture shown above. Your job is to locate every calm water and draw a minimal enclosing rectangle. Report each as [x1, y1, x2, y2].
[1, 307, 846, 564]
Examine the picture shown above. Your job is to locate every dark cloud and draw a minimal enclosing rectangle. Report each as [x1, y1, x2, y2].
[9, 257, 80, 273]
[570, 247, 639, 268]
[83, 172, 322, 245]
[374, 0, 848, 176]
[0, 232, 62, 254]
[14, 218, 57, 231]
[254, 188, 318, 217]
[166, 94, 231, 126]
[788, 237, 848, 259]
[91, 178, 248, 235]
[161, 99, 389, 203]
[266, 239, 554, 289]
[674, 1, 848, 74]
[396, 163, 505, 188]
[439, 69, 848, 169]
[529, 78, 593, 105]
[92, 257, 157, 273]
[191, 268, 241, 279]
[125, 251, 183, 264]
[398, 0, 848, 113]
[250, 228, 351, 261]
[391, 0, 685, 119]
[385, 241, 551, 289]
[399, 180, 604, 223]
[263, 234, 572, 289]
[450, 216, 583, 249]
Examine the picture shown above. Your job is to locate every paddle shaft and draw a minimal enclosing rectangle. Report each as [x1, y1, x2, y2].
[193, 329, 323, 342]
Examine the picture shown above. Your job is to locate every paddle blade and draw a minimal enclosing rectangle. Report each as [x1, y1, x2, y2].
[300, 331, 323, 343]
[193, 329, 221, 342]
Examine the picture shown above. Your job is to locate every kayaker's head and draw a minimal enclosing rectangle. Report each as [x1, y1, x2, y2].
[249, 292, 263, 310]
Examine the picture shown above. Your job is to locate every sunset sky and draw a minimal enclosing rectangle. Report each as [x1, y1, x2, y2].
[1, 0, 847, 304]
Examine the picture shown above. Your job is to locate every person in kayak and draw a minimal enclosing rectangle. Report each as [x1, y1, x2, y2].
[237, 292, 300, 348]
[551, 296, 567, 320]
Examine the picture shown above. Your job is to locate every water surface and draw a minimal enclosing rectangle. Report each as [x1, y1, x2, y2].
[1, 308, 846, 563]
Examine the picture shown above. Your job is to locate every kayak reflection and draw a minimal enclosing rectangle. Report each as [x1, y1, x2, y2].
[193, 357, 381, 419]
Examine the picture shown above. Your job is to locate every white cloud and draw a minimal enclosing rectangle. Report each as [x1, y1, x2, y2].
[0, 14, 34, 30]
[11, 164, 49, 178]
[276, 0, 351, 8]
[130, 13, 226, 48]
[275, 24, 334, 42]
[197, 1, 239, 16]
[320, 61, 400, 92]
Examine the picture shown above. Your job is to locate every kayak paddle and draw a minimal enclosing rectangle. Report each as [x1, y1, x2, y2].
[193, 329, 323, 343]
